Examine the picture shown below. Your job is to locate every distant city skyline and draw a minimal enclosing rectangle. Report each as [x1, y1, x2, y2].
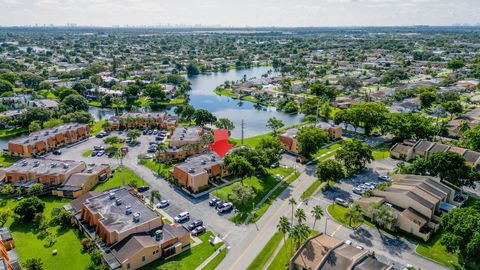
[0, 0, 479, 27]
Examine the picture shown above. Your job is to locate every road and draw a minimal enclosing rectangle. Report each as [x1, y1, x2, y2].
[51, 134, 449, 270]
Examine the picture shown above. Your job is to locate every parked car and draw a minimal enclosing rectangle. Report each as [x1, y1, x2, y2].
[217, 202, 233, 213]
[147, 129, 153, 135]
[187, 220, 204, 231]
[52, 150, 62, 155]
[96, 150, 105, 157]
[174, 211, 190, 223]
[107, 152, 115, 158]
[91, 151, 99, 157]
[209, 198, 220, 207]
[214, 200, 224, 208]
[352, 187, 365, 195]
[96, 131, 107, 138]
[334, 198, 349, 207]
[378, 175, 391, 181]
[94, 146, 104, 151]
[365, 182, 377, 189]
[147, 147, 157, 153]
[156, 200, 170, 208]
[191, 225, 206, 236]
[155, 136, 164, 141]
[137, 186, 150, 192]
[126, 137, 132, 143]
[270, 162, 280, 168]
[274, 174, 283, 180]
[149, 141, 157, 145]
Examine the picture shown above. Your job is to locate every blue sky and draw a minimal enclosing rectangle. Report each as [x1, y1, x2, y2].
[0, 0, 479, 27]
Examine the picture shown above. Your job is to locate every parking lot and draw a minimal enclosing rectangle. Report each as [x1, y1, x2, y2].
[318, 158, 401, 202]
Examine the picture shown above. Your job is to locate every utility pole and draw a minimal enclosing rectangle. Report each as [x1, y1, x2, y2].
[120, 155, 125, 186]
[316, 99, 321, 124]
[241, 119, 244, 145]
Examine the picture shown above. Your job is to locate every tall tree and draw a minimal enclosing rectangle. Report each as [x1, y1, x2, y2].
[144, 84, 166, 103]
[295, 208, 307, 225]
[224, 155, 254, 184]
[277, 216, 291, 258]
[336, 139, 373, 175]
[290, 224, 311, 252]
[214, 118, 235, 131]
[316, 159, 345, 187]
[193, 109, 217, 126]
[311, 205, 324, 230]
[288, 197, 297, 225]
[344, 202, 364, 227]
[296, 126, 328, 158]
[266, 117, 284, 135]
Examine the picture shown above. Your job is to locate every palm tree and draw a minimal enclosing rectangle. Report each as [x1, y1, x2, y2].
[295, 208, 306, 225]
[276, 216, 291, 257]
[288, 197, 297, 225]
[290, 224, 311, 253]
[150, 190, 161, 206]
[344, 202, 364, 227]
[310, 205, 324, 230]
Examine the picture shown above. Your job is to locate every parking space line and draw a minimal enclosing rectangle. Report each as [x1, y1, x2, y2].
[331, 225, 342, 237]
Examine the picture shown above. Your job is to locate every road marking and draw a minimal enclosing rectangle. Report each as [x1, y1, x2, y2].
[331, 225, 342, 237]
[228, 174, 312, 270]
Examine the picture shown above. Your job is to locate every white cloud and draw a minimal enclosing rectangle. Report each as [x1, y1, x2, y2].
[0, 0, 478, 26]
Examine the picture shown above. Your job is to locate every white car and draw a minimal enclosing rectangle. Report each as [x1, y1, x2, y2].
[344, 240, 352, 245]
[378, 175, 391, 181]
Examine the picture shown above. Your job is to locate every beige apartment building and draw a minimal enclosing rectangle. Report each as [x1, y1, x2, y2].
[172, 152, 226, 193]
[357, 174, 459, 241]
[7, 123, 90, 157]
[105, 113, 178, 131]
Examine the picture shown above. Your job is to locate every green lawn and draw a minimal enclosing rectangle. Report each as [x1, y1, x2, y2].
[140, 232, 223, 270]
[202, 247, 227, 270]
[247, 232, 283, 270]
[90, 120, 106, 136]
[267, 230, 318, 270]
[250, 172, 300, 223]
[0, 152, 20, 167]
[82, 150, 93, 157]
[0, 127, 28, 138]
[313, 140, 344, 158]
[1, 195, 91, 270]
[416, 231, 460, 269]
[212, 167, 293, 224]
[372, 143, 391, 161]
[300, 180, 322, 200]
[140, 159, 173, 178]
[93, 166, 147, 191]
[327, 204, 362, 228]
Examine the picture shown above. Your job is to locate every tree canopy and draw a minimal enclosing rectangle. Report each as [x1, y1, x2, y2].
[296, 126, 328, 158]
[336, 139, 373, 175]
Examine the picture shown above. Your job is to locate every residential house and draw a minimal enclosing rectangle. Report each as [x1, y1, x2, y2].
[390, 139, 480, 169]
[290, 233, 393, 270]
[68, 187, 190, 270]
[28, 99, 59, 109]
[278, 124, 342, 155]
[105, 113, 178, 131]
[0, 227, 21, 270]
[357, 174, 458, 241]
[1, 159, 111, 198]
[172, 152, 226, 193]
[7, 123, 90, 157]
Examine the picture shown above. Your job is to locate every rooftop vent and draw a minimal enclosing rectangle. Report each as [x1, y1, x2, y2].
[201, 159, 206, 165]
[155, 230, 163, 241]
[24, 139, 29, 144]
[51, 163, 58, 168]
[33, 161, 40, 167]
[133, 212, 140, 223]
[109, 192, 115, 200]
[44, 131, 49, 135]
[188, 167, 196, 173]
[115, 198, 122, 206]
[63, 163, 69, 169]
[125, 205, 132, 215]
[21, 161, 28, 167]
[87, 168, 93, 173]
[211, 156, 216, 162]
[34, 136, 39, 140]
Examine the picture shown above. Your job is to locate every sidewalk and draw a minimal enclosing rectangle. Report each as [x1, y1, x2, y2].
[195, 244, 226, 270]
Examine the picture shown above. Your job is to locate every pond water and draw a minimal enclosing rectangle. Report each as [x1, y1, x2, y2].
[186, 66, 304, 138]
[0, 67, 303, 149]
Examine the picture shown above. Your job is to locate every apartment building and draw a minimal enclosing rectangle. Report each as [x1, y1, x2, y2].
[105, 113, 178, 131]
[390, 139, 480, 168]
[290, 233, 393, 270]
[278, 123, 342, 155]
[69, 187, 190, 270]
[1, 159, 111, 198]
[157, 126, 208, 161]
[7, 123, 90, 157]
[0, 227, 21, 270]
[172, 152, 226, 193]
[357, 174, 458, 241]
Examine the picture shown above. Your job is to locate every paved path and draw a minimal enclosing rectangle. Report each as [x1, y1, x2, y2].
[195, 245, 226, 270]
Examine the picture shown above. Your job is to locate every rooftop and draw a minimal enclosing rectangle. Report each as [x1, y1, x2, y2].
[170, 126, 203, 143]
[292, 233, 342, 270]
[176, 152, 223, 176]
[9, 123, 88, 145]
[83, 187, 159, 234]
[5, 158, 85, 176]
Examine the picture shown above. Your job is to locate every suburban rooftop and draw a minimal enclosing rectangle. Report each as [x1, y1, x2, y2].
[176, 152, 223, 176]
[170, 126, 203, 142]
[5, 158, 84, 175]
[9, 123, 88, 145]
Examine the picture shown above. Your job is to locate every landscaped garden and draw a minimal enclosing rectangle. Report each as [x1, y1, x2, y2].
[0, 151, 20, 167]
[327, 204, 363, 228]
[141, 232, 223, 270]
[246, 232, 283, 270]
[0, 195, 91, 270]
[416, 231, 460, 269]
[211, 167, 295, 224]
[140, 159, 173, 179]
[93, 166, 147, 191]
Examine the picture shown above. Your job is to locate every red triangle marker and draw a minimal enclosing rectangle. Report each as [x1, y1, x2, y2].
[209, 129, 233, 157]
